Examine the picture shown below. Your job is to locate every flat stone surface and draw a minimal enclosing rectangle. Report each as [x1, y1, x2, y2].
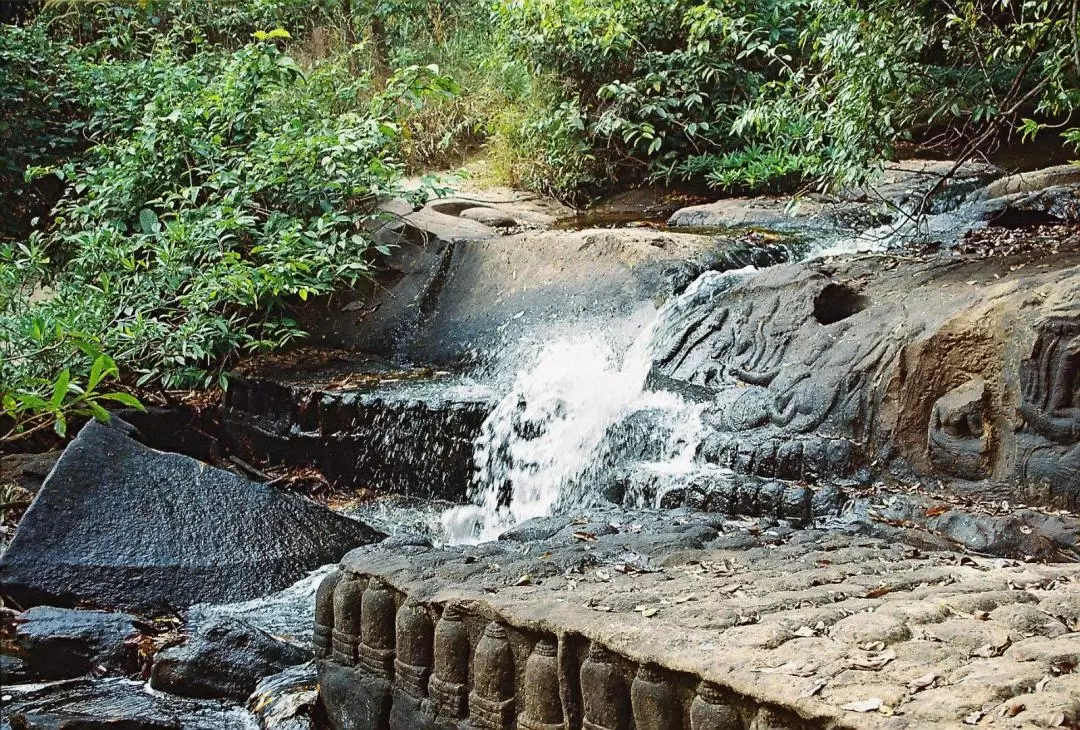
[330, 509, 1080, 728]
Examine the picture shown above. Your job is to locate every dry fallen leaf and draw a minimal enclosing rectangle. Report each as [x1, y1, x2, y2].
[514, 574, 533, 586]
[908, 672, 936, 690]
[841, 698, 883, 713]
[998, 703, 1024, 718]
[801, 678, 828, 697]
[754, 661, 818, 677]
[964, 709, 985, 725]
[794, 626, 816, 638]
[642, 608, 659, 618]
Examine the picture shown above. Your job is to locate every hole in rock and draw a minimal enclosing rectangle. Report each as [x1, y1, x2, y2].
[427, 201, 480, 216]
[813, 283, 868, 325]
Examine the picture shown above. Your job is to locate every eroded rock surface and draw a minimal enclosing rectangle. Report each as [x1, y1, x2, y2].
[11, 607, 142, 680]
[667, 160, 999, 233]
[316, 513, 1080, 729]
[647, 250, 1080, 509]
[149, 617, 309, 700]
[1, 678, 254, 729]
[0, 420, 383, 612]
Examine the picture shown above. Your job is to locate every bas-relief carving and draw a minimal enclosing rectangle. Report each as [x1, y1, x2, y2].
[653, 272, 896, 484]
[1017, 318, 1080, 507]
[928, 376, 992, 481]
[313, 569, 810, 730]
[651, 263, 1080, 506]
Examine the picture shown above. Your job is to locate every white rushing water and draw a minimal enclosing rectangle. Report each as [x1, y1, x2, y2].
[441, 268, 753, 544]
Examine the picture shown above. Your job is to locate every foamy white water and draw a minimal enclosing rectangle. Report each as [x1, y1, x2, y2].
[441, 267, 754, 544]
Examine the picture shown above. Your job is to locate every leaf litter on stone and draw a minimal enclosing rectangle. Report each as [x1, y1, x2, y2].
[907, 672, 936, 690]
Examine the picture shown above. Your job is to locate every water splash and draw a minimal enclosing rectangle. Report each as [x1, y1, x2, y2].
[441, 268, 754, 544]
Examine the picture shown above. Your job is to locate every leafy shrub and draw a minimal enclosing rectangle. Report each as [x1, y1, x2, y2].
[493, 0, 807, 198]
[3, 29, 453, 394]
[0, 23, 83, 240]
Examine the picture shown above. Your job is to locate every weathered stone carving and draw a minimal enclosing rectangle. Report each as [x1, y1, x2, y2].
[928, 376, 991, 480]
[429, 605, 470, 719]
[1018, 317, 1080, 507]
[631, 663, 681, 730]
[580, 643, 630, 730]
[314, 569, 342, 659]
[690, 682, 742, 730]
[649, 256, 1080, 509]
[393, 601, 433, 700]
[358, 578, 397, 679]
[332, 575, 364, 666]
[518, 638, 563, 730]
[469, 623, 516, 730]
[748, 706, 801, 730]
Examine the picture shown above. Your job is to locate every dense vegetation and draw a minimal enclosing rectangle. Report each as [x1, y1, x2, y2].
[1, 0, 1077, 439]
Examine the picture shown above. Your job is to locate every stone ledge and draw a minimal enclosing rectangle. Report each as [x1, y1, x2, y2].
[314, 513, 1080, 728]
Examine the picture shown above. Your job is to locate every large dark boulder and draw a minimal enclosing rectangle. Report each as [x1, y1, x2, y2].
[149, 617, 308, 700]
[0, 420, 383, 612]
[11, 606, 142, 679]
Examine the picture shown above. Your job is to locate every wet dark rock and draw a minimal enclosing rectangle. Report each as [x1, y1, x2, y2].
[2, 678, 253, 730]
[0, 451, 61, 494]
[222, 368, 492, 499]
[11, 607, 142, 680]
[8, 712, 181, 730]
[1, 653, 30, 683]
[149, 617, 309, 701]
[184, 566, 335, 651]
[497, 516, 568, 543]
[247, 663, 318, 730]
[0, 420, 382, 612]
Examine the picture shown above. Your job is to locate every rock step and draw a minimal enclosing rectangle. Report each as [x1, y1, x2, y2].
[315, 524, 1080, 729]
[223, 371, 493, 499]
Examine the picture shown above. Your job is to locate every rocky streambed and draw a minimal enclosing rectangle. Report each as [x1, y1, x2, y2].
[3, 160, 1080, 729]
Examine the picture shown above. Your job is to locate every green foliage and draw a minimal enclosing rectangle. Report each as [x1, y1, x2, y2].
[493, 0, 806, 196]
[2, 348, 144, 443]
[731, 0, 1080, 189]
[0, 23, 83, 239]
[1, 4, 460, 440]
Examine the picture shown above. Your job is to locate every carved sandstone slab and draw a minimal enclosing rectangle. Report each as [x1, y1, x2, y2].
[316, 516, 1080, 729]
[646, 251, 1080, 509]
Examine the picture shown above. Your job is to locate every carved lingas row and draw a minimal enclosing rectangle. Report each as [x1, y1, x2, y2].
[314, 569, 804, 730]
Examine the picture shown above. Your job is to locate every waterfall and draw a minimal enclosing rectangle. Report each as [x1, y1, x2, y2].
[441, 267, 755, 544]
